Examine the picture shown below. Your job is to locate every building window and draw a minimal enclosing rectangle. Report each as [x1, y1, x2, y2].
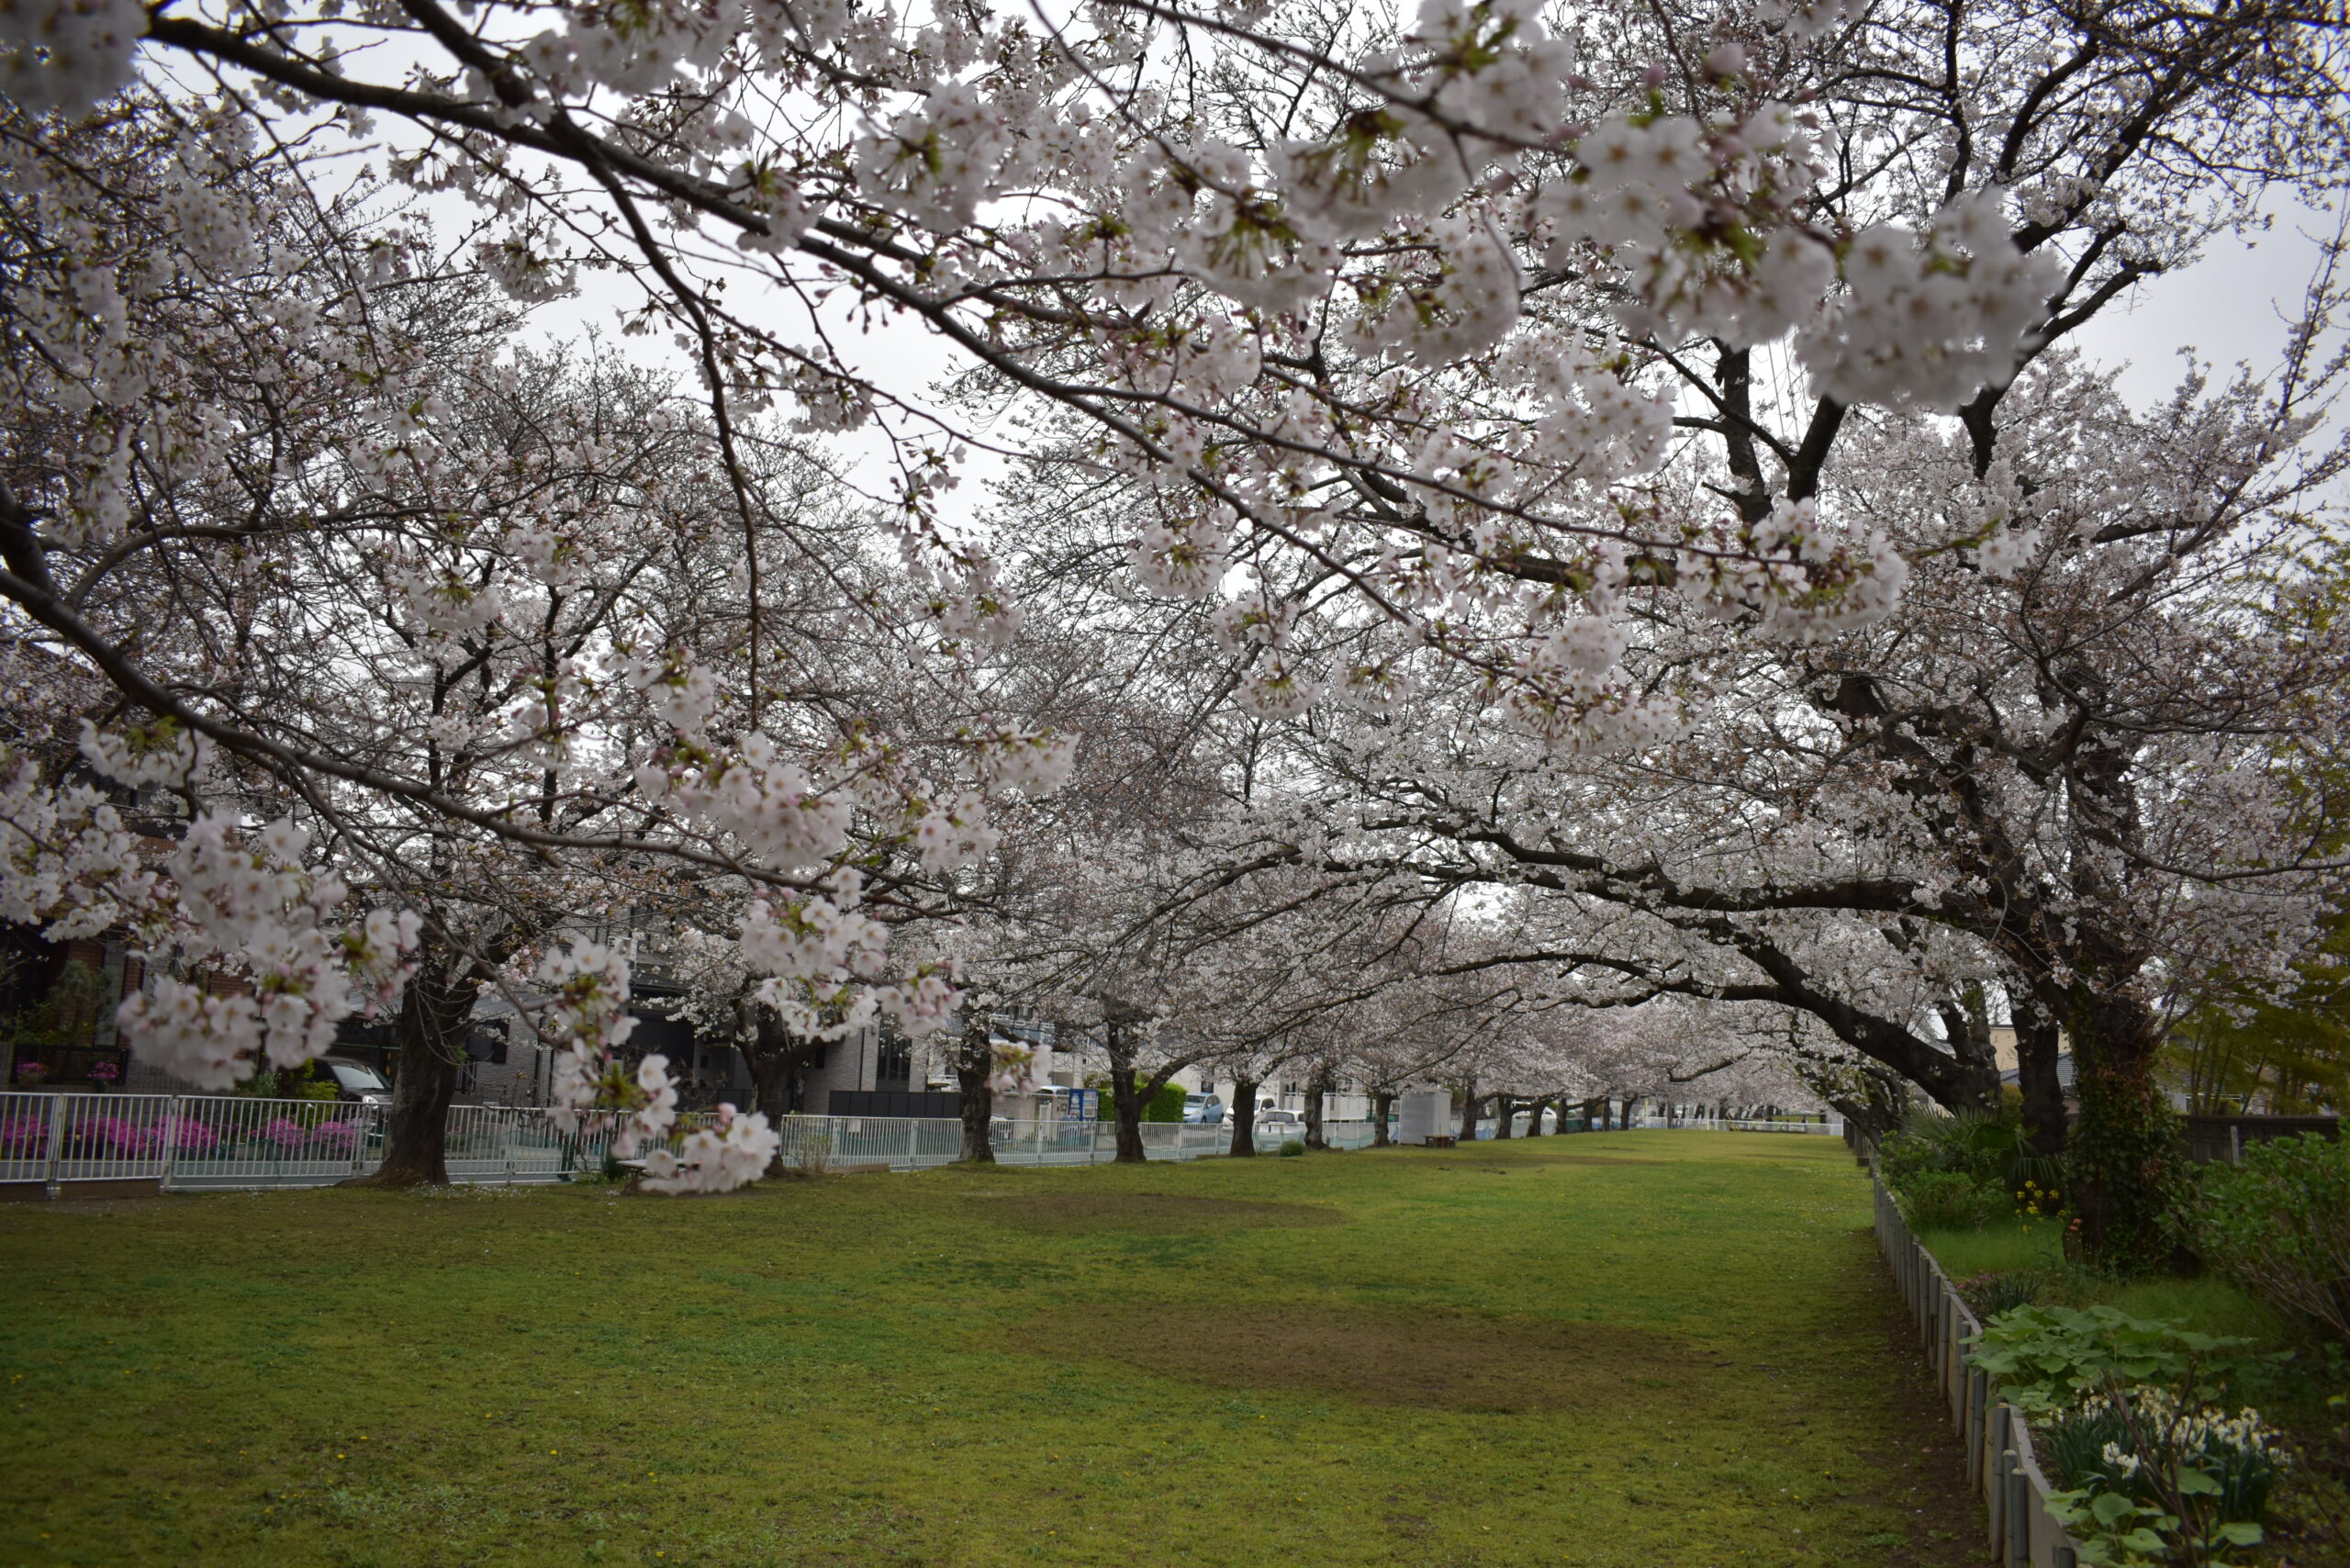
[875, 1022, 912, 1091]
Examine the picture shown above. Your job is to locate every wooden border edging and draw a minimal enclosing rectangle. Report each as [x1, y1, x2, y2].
[1869, 1158, 2086, 1568]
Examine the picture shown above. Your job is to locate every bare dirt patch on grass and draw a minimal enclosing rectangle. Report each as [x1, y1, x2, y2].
[1504, 1154, 1664, 1168]
[968, 1192, 1345, 1233]
[1023, 1303, 1705, 1412]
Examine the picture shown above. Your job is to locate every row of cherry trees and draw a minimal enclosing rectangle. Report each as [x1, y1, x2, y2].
[1, 0, 2344, 1254]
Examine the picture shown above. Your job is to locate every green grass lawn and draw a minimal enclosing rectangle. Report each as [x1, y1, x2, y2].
[1918, 1218, 2289, 1343]
[0, 1134, 1981, 1568]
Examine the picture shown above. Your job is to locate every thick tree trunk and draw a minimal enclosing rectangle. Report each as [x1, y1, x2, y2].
[745, 1030, 797, 1175]
[1303, 1078, 1327, 1150]
[1936, 986, 2005, 1114]
[954, 1017, 995, 1164]
[2013, 1005, 2067, 1162]
[1492, 1096, 1515, 1138]
[355, 961, 474, 1187]
[741, 1007, 826, 1177]
[1371, 1090, 1394, 1148]
[1457, 1080, 1479, 1142]
[1106, 1023, 1147, 1163]
[2064, 990, 2182, 1272]
[1228, 1075, 1260, 1157]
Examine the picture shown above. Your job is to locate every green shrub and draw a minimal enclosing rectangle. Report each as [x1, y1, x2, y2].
[1901, 1170, 2003, 1230]
[1086, 1075, 1189, 1123]
[1965, 1304, 2264, 1415]
[2178, 1132, 2350, 1350]
[1880, 1106, 2054, 1226]
[1278, 1139, 1305, 1158]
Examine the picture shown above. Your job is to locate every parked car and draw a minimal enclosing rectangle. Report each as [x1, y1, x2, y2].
[1182, 1092, 1225, 1125]
[320, 1058, 392, 1106]
[1255, 1108, 1304, 1139]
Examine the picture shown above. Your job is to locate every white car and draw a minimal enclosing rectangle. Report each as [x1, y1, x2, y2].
[1255, 1109, 1306, 1142]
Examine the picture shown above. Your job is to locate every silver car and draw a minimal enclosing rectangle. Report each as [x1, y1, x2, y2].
[1255, 1109, 1305, 1142]
[321, 1057, 392, 1106]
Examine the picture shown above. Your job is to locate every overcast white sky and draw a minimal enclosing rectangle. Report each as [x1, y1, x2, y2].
[512, 175, 2345, 542]
[2072, 197, 2343, 409]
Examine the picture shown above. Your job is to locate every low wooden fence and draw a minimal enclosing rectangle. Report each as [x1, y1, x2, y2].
[1871, 1156, 2087, 1567]
[2181, 1113, 2339, 1164]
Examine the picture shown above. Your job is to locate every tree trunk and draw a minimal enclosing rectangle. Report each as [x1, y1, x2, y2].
[2064, 989, 2182, 1272]
[1229, 1075, 1260, 1157]
[2013, 1003, 2067, 1162]
[1936, 985, 2004, 1114]
[745, 1026, 798, 1175]
[1492, 1095, 1515, 1138]
[355, 959, 474, 1186]
[1526, 1096, 1550, 1137]
[1303, 1077, 1327, 1150]
[953, 1016, 995, 1164]
[740, 1006, 828, 1177]
[1371, 1090, 1394, 1148]
[1106, 1023, 1147, 1164]
[1457, 1080, 1479, 1142]
[1830, 1066, 1910, 1150]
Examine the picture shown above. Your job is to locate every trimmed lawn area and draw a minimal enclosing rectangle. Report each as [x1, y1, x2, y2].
[1918, 1219, 2288, 1344]
[0, 1133, 1978, 1567]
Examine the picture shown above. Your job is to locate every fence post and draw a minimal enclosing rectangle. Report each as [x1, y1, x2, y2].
[2007, 1466, 2029, 1567]
[160, 1095, 182, 1193]
[1988, 1410, 2009, 1553]
[1966, 1371, 1987, 1487]
[42, 1092, 67, 1200]
[903, 1118, 919, 1170]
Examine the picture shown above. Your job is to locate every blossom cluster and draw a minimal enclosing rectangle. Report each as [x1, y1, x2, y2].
[1797, 195, 2069, 412]
[3, 741, 423, 1092]
[0, 0, 140, 116]
[640, 1102, 781, 1194]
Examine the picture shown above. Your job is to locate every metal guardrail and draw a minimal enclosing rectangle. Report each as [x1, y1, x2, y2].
[1870, 1154, 2086, 1568]
[0, 1092, 1388, 1193]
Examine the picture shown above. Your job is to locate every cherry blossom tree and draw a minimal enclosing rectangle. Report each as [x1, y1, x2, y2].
[4, 0, 2344, 1233]
[0, 102, 1056, 1188]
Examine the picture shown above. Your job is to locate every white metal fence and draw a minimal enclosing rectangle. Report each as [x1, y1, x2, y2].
[0, 1092, 655, 1193]
[1458, 1111, 1841, 1137]
[0, 1092, 1390, 1194]
[0, 1091, 1845, 1196]
[1624, 1112, 1842, 1135]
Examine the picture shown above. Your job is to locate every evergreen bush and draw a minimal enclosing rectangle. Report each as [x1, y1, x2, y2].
[2179, 1133, 2350, 1349]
